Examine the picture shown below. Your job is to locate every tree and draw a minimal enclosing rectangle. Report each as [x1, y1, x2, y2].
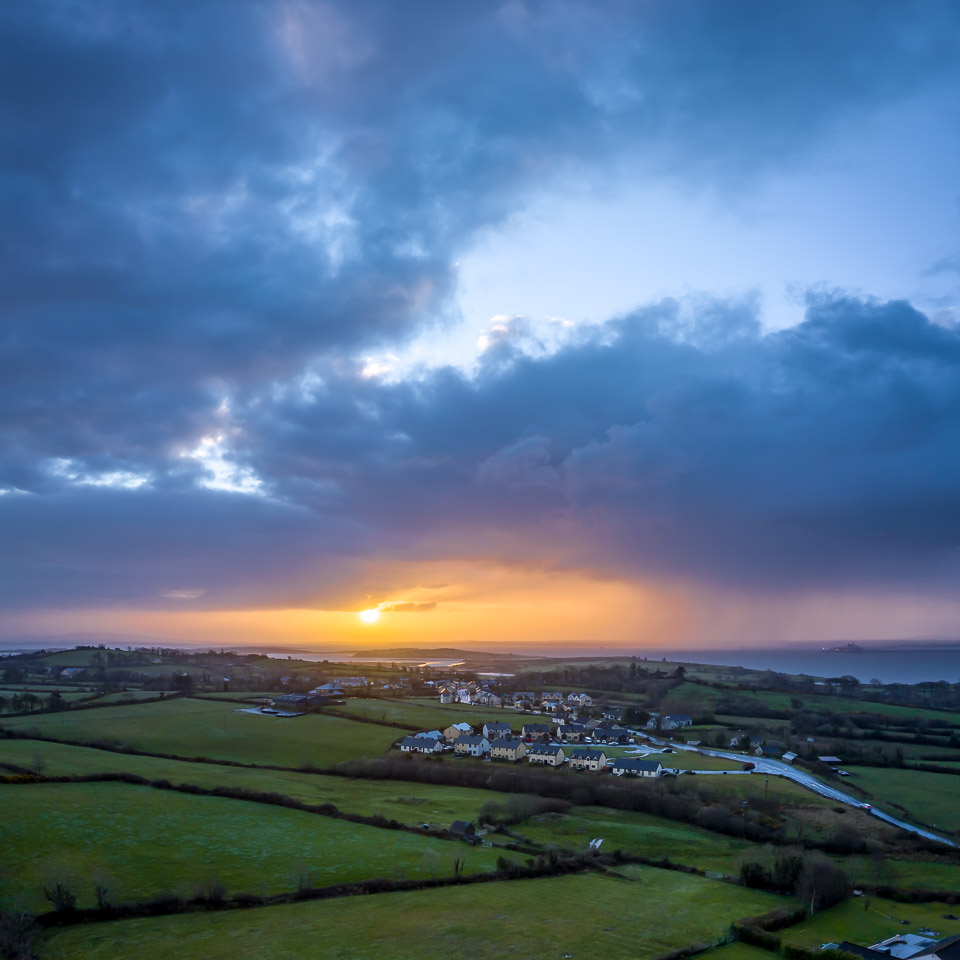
[0, 908, 38, 960]
[43, 879, 77, 912]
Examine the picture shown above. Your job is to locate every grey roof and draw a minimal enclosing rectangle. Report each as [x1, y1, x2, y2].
[484, 721, 511, 730]
[570, 748, 605, 759]
[490, 737, 522, 749]
[449, 820, 475, 835]
[665, 713, 692, 721]
[612, 758, 662, 772]
[400, 736, 435, 748]
[522, 723, 550, 731]
[455, 735, 488, 746]
[528, 743, 563, 755]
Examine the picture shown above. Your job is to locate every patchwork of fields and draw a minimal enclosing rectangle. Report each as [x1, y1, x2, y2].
[39, 869, 788, 960]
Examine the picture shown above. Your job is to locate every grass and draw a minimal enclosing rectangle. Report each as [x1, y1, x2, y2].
[0, 781, 513, 912]
[846, 767, 960, 832]
[338, 697, 518, 731]
[781, 896, 960, 950]
[0, 697, 398, 768]
[841, 854, 960, 892]
[518, 804, 753, 874]
[0, 738, 514, 827]
[40, 867, 788, 960]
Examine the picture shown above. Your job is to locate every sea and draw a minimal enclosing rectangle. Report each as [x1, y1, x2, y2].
[2, 640, 959, 685]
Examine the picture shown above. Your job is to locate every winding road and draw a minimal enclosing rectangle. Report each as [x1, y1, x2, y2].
[638, 733, 959, 850]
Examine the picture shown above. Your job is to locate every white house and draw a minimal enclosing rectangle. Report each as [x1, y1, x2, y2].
[399, 736, 443, 754]
[611, 758, 662, 778]
[453, 735, 490, 757]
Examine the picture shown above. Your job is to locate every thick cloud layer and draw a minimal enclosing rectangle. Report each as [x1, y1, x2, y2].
[2, 2, 960, 615]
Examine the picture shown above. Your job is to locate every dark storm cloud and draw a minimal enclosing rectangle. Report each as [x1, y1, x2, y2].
[233, 295, 960, 596]
[3, 1, 960, 609]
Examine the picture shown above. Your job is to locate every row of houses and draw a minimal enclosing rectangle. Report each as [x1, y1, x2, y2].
[397, 734, 663, 777]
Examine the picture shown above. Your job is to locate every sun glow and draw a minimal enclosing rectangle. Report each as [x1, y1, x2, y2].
[359, 607, 380, 624]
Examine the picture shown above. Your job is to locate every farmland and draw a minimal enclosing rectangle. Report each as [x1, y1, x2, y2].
[0, 738, 516, 826]
[0, 781, 513, 912]
[39, 868, 788, 960]
[845, 766, 960, 833]
[0, 697, 398, 768]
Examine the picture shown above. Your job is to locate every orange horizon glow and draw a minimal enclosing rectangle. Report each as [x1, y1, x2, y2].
[7, 563, 960, 652]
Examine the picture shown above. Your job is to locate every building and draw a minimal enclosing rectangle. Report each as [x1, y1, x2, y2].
[415, 729, 444, 740]
[601, 705, 625, 721]
[489, 738, 526, 762]
[569, 748, 607, 771]
[483, 721, 513, 740]
[443, 722, 474, 741]
[781, 751, 798, 763]
[661, 714, 693, 730]
[556, 723, 586, 742]
[593, 725, 630, 744]
[453, 735, 490, 757]
[399, 736, 443, 754]
[611, 758, 662, 778]
[312, 682, 344, 697]
[449, 820, 480, 844]
[527, 743, 565, 766]
[522, 722, 551, 741]
[338, 677, 368, 687]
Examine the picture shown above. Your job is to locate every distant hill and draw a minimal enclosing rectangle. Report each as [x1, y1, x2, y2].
[351, 647, 504, 659]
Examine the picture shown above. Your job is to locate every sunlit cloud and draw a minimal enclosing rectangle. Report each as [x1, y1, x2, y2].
[180, 437, 263, 496]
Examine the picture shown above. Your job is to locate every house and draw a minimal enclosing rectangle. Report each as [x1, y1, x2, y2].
[399, 736, 443, 754]
[527, 743, 565, 766]
[644, 713, 661, 729]
[557, 723, 586, 742]
[454, 735, 490, 757]
[755, 744, 783, 758]
[489, 738, 526, 762]
[415, 729, 444, 740]
[312, 682, 344, 697]
[443, 722, 474, 741]
[601, 705, 625, 721]
[439, 688, 455, 704]
[60, 668, 84, 678]
[542, 692, 563, 703]
[888, 933, 960, 960]
[449, 820, 480, 844]
[338, 676, 368, 687]
[522, 722, 551, 741]
[611, 758, 662, 778]
[593, 725, 630, 744]
[483, 721, 513, 740]
[567, 692, 594, 707]
[781, 751, 798, 763]
[662, 714, 693, 730]
[569, 748, 607, 771]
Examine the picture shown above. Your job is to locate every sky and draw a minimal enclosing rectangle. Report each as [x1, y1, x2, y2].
[3, 1, 960, 651]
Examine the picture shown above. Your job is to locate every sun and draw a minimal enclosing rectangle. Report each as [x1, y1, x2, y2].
[359, 607, 380, 624]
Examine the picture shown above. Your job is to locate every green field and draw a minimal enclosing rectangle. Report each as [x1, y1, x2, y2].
[781, 897, 960, 950]
[338, 697, 518, 731]
[518, 804, 752, 874]
[846, 766, 960, 833]
[0, 781, 513, 912]
[0, 738, 516, 826]
[40, 867, 788, 960]
[0, 697, 397, 768]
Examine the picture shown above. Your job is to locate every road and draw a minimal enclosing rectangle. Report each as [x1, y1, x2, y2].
[638, 734, 959, 850]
